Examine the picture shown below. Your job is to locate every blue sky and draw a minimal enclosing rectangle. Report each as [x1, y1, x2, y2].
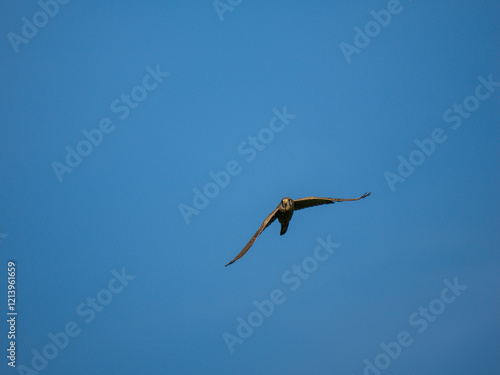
[1, 1, 499, 374]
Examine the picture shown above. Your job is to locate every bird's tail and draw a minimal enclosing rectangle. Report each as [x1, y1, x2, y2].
[280, 222, 289, 235]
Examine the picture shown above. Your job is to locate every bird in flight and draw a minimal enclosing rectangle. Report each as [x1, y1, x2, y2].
[225, 192, 371, 266]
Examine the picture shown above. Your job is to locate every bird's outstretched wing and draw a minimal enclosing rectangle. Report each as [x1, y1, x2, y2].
[294, 192, 371, 211]
[225, 207, 279, 267]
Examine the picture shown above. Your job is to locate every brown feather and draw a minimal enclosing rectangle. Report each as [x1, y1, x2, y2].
[224, 207, 279, 267]
[294, 192, 371, 211]
[225, 192, 371, 266]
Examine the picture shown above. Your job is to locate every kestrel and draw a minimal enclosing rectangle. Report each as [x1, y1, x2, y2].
[225, 192, 371, 266]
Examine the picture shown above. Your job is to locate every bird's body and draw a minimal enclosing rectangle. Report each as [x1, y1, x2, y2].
[276, 197, 294, 235]
[225, 192, 371, 266]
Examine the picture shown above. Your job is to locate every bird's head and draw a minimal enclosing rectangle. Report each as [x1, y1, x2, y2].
[280, 197, 294, 210]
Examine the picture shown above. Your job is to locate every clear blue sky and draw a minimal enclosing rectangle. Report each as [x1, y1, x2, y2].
[1, 1, 499, 374]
